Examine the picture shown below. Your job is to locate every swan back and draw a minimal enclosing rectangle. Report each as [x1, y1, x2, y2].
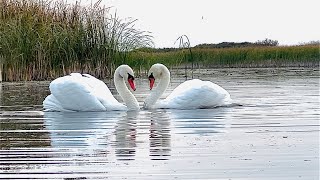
[81, 74, 125, 110]
[158, 79, 231, 109]
[46, 73, 110, 111]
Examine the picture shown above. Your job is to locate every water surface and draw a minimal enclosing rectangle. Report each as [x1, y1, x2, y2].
[0, 68, 319, 179]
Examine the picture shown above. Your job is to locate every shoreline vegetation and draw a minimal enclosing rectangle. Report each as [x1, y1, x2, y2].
[0, 0, 319, 82]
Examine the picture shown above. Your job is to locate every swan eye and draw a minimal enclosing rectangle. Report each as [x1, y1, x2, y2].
[148, 73, 154, 80]
[128, 73, 134, 80]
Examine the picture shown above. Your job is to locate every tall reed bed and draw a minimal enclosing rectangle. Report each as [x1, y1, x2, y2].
[127, 45, 319, 72]
[0, 0, 153, 81]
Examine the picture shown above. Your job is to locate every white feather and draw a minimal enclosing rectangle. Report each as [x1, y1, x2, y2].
[43, 65, 138, 112]
[144, 64, 232, 109]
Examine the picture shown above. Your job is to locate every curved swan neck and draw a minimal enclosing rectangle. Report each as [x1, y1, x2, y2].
[144, 65, 170, 108]
[114, 71, 139, 111]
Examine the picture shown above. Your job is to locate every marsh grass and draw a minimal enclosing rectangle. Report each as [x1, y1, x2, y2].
[128, 45, 319, 75]
[0, 0, 153, 81]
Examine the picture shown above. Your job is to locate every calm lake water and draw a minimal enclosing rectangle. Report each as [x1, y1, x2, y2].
[0, 68, 319, 179]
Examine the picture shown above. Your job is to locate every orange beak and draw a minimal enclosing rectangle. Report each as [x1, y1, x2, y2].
[128, 78, 136, 91]
[149, 77, 155, 90]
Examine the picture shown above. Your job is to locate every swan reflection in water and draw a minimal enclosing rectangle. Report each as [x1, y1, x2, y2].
[113, 111, 138, 160]
[43, 110, 173, 160]
[43, 107, 229, 160]
[169, 107, 231, 135]
[44, 111, 127, 156]
[148, 110, 171, 160]
[113, 110, 172, 161]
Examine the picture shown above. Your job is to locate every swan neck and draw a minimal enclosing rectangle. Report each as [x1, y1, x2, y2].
[114, 74, 139, 110]
[144, 66, 170, 108]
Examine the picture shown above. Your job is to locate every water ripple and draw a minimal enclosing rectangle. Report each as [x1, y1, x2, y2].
[1, 68, 319, 179]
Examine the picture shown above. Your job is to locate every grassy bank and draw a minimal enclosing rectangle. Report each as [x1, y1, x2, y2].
[127, 45, 319, 74]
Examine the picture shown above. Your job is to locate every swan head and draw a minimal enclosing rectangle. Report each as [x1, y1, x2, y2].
[115, 65, 136, 91]
[148, 63, 170, 90]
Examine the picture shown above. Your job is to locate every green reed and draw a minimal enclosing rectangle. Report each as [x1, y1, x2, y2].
[0, 0, 153, 81]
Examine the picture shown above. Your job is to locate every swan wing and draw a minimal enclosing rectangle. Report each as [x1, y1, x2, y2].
[81, 74, 126, 110]
[160, 79, 231, 109]
[43, 73, 125, 111]
[43, 94, 73, 112]
[45, 73, 106, 111]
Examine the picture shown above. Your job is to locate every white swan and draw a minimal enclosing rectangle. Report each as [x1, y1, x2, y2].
[43, 65, 139, 111]
[143, 63, 232, 109]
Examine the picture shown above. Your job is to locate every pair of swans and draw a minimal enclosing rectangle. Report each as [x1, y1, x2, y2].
[43, 64, 231, 111]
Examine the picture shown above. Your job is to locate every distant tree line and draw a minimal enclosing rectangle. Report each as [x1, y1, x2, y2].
[136, 38, 280, 53]
[195, 38, 279, 48]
